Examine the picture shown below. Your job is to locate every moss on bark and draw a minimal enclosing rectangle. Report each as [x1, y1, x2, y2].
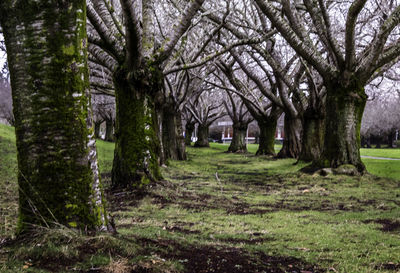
[256, 118, 277, 156]
[1, 0, 108, 233]
[195, 125, 209, 147]
[185, 122, 195, 146]
[298, 107, 325, 162]
[317, 79, 367, 172]
[228, 123, 248, 153]
[111, 67, 161, 188]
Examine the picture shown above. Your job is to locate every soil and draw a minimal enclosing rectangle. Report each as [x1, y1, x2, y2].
[364, 219, 400, 232]
[137, 237, 322, 273]
[375, 263, 400, 271]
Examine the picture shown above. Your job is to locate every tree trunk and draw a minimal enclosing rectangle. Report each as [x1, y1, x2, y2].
[277, 115, 302, 158]
[195, 124, 209, 147]
[256, 118, 277, 156]
[162, 107, 186, 160]
[1, 1, 108, 233]
[388, 130, 396, 148]
[104, 118, 114, 142]
[185, 122, 195, 146]
[111, 68, 162, 189]
[228, 123, 248, 153]
[94, 121, 102, 139]
[298, 107, 325, 162]
[317, 83, 367, 172]
[375, 137, 382, 148]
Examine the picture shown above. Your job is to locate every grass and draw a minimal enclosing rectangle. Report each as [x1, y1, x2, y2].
[360, 148, 400, 159]
[1, 124, 400, 272]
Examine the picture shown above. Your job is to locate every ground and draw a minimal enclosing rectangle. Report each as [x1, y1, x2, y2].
[1, 123, 400, 272]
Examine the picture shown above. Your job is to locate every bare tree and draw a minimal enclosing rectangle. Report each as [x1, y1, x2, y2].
[254, 0, 400, 172]
[86, 0, 208, 188]
[215, 60, 283, 156]
[187, 89, 225, 147]
[223, 92, 253, 153]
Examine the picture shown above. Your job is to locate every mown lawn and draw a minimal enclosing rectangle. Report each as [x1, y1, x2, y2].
[1, 124, 400, 273]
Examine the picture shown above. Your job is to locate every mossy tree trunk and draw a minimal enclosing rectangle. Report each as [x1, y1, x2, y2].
[228, 123, 248, 153]
[111, 67, 162, 189]
[185, 122, 195, 146]
[298, 106, 325, 162]
[256, 118, 277, 156]
[162, 105, 186, 161]
[0, 1, 108, 233]
[104, 118, 114, 142]
[317, 82, 367, 172]
[195, 124, 209, 147]
[277, 115, 302, 159]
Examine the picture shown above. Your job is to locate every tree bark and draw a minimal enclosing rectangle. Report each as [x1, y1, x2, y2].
[228, 123, 248, 153]
[277, 115, 302, 158]
[298, 107, 325, 162]
[195, 124, 209, 147]
[104, 118, 114, 142]
[317, 82, 367, 172]
[111, 67, 162, 189]
[388, 129, 396, 148]
[162, 106, 186, 161]
[185, 122, 195, 146]
[1, 1, 108, 233]
[94, 121, 102, 139]
[256, 118, 277, 156]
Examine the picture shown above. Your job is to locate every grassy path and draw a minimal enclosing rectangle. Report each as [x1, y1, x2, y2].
[1, 125, 400, 272]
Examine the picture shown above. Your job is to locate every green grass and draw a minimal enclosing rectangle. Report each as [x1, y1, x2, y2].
[0, 124, 17, 237]
[360, 148, 400, 159]
[1, 125, 400, 272]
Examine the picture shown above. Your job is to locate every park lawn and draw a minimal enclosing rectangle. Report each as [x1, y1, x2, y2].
[360, 148, 400, 159]
[0, 124, 400, 272]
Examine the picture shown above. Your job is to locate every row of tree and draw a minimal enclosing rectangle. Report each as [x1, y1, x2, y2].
[0, 0, 399, 233]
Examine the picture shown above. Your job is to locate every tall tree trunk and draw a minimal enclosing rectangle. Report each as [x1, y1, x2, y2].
[162, 106, 186, 160]
[317, 83, 367, 172]
[195, 124, 209, 147]
[228, 123, 248, 153]
[277, 115, 302, 158]
[256, 118, 277, 156]
[111, 68, 162, 188]
[1, 1, 108, 233]
[298, 107, 325, 162]
[185, 122, 195, 146]
[104, 118, 114, 142]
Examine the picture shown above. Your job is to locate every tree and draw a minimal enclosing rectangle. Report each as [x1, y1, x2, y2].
[187, 90, 225, 147]
[0, 77, 13, 125]
[223, 92, 253, 153]
[86, 0, 206, 188]
[182, 108, 197, 146]
[0, 0, 108, 233]
[362, 82, 400, 148]
[215, 60, 282, 156]
[254, 0, 400, 172]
